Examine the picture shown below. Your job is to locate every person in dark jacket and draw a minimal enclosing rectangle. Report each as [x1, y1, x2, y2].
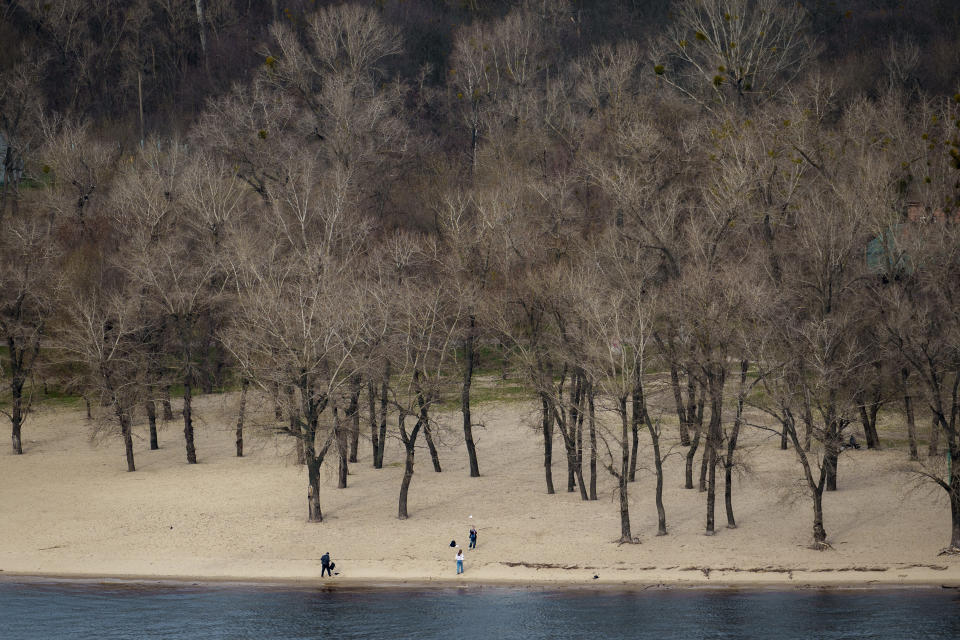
[321, 552, 333, 577]
[469, 526, 478, 549]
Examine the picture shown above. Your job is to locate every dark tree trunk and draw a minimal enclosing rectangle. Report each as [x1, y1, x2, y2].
[902, 368, 918, 461]
[307, 470, 322, 522]
[615, 397, 632, 543]
[398, 391, 425, 519]
[183, 379, 197, 464]
[541, 392, 555, 494]
[780, 419, 789, 450]
[235, 378, 248, 457]
[857, 395, 882, 450]
[637, 374, 666, 535]
[704, 365, 725, 535]
[10, 374, 25, 454]
[669, 363, 690, 446]
[462, 317, 480, 477]
[162, 386, 174, 421]
[377, 361, 389, 468]
[685, 400, 703, 490]
[812, 480, 827, 544]
[145, 400, 159, 450]
[629, 381, 642, 482]
[824, 418, 840, 492]
[424, 421, 442, 473]
[301, 385, 330, 522]
[572, 372, 584, 487]
[588, 384, 597, 501]
[725, 360, 748, 529]
[115, 403, 135, 472]
[85, 396, 92, 420]
[336, 406, 348, 489]
[398, 442, 415, 519]
[824, 447, 839, 492]
[699, 443, 709, 492]
[347, 376, 361, 463]
[368, 381, 379, 467]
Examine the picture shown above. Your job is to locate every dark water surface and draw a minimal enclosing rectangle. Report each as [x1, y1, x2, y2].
[1, 581, 959, 640]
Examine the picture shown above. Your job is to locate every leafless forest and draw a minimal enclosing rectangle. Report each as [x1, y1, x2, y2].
[2, 0, 960, 552]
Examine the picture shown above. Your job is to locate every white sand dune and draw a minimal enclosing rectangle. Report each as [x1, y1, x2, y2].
[1, 391, 957, 588]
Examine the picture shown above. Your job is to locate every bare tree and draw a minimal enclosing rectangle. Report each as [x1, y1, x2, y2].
[0, 212, 56, 454]
[58, 271, 146, 472]
[653, 0, 815, 111]
[375, 248, 461, 519]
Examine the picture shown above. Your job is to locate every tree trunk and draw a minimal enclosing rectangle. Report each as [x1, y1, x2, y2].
[541, 392, 555, 494]
[685, 425, 701, 489]
[145, 400, 159, 450]
[669, 363, 690, 446]
[858, 396, 881, 450]
[629, 381, 641, 482]
[462, 318, 480, 477]
[572, 373, 584, 487]
[785, 409, 829, 547]
[306, 455, 323, 522]
[780, 419, 789, 450]
[235, 378, 248, 457]
[85, 396, 92, 420]
[377, 362, 389, 468]
[704, 366, 724, 535]
[824, 447, 838, 492]
[116, 403, 135, 472]
[646, 415, 669, 534]
[336, 406, 348, 489]
[725, 360, 748, 529]
[347, 376, 361, 463]
[812, 481, 827, 544]
[398, 443, 415, 519]
[10, 375, 24, 454]
[424, 421, 442, 473]
[162, 386, 174, 421]
[368, 381, 379, 467]
[183, 379, 197, 464]
[824, 418, 840, 492]
[588, 385, 597, 501]
[699, 443, 709, 492]
[902, 368, 918, 461]
[685, 414, 702, 489]
[616, 398, 632, 543]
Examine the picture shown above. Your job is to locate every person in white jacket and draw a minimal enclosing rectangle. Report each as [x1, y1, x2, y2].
[456, 548, 464, 574]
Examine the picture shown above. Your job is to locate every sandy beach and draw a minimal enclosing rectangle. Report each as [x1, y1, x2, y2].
[2, 389, 958, 589]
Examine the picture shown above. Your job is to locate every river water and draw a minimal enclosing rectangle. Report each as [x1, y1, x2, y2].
[1, 581, 958, 639]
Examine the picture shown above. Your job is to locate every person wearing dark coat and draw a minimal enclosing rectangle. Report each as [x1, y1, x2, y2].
[321, 552, 333, 577]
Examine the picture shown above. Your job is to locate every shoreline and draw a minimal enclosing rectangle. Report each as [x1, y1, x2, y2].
[3, 569, 959, 591]
[4, 397, 959, 599]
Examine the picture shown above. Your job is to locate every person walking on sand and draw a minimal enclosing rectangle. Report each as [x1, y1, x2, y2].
[321, 552, 333, 578]
[456, 548, 464, 575]
[469, 526, 477, 549]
